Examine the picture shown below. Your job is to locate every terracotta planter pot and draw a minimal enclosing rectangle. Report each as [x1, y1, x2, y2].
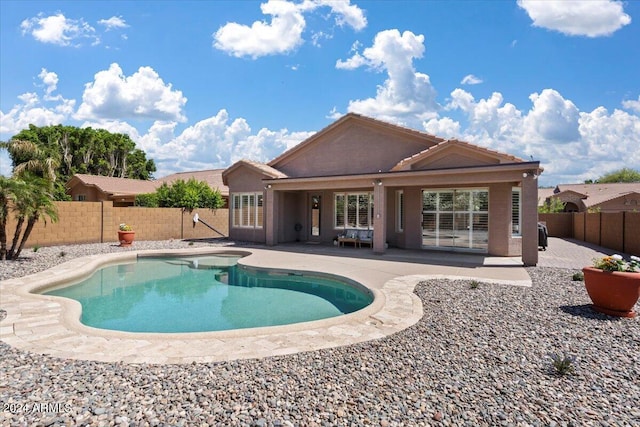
[582, 266, 640, 318]
[118, 231, 135, 247]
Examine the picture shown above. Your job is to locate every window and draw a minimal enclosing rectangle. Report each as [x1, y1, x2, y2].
[396, 190, 404, 232]
[77, 195, 86, 201]
[422, 189, 488, 251]
[334, 192, 373, 229]
[231, 193, 263, 228]
[512, 188, 521, 236]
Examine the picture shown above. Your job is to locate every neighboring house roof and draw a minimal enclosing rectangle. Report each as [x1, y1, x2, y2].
[537, 187, 556, 206]
[67, 174, 158, 197]
[538, 182, 640, 209]
[222, 159, 288, 185]
[391, 139, 526, 172]
[67, 169, 229, 199]
[268, 112, 445, 169]
[157, 169, 228, 196]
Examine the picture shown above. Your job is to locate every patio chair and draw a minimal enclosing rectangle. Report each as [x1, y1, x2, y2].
[357, 229, 373, 248]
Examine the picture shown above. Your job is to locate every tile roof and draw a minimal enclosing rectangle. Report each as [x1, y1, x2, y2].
[552, 183, 640, 208]
[391, 138, 526, 171]
[69, 169, 229, 197]
[222, 159, 288, 184]
[68, 174, 158, 196]
[156, 169, 228, 196]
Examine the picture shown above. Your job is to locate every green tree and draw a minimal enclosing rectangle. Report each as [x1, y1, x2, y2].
[597, 168, 640, 183]
[9, 125, 157, 200]
[136, 178, 224, 211]
[538, 197, 566, 213]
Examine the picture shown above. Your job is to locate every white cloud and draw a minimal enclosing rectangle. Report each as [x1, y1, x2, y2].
[579, 107, 640, 168]
[79, 120, 142, 142]
[525, 89, 581, 143]
[438, 87, 639, 185]
[213, 0, 366, 58]
[129, 110, 314, 177]
[38, 68, 59, 99]
[98, 16, 128, 31]
[0, 70, 75, 137]
[21, 12, 98, 46]
[460, 74, 482, 85]
[75, 63, 187, 122]
[213, 0, 306, 58]
[336, 29, 439, 126]
[622, 96, 640, 113]
[422, 117, 461, 139]
[517, 0, 631, 37]
[313, 0, 367, 31]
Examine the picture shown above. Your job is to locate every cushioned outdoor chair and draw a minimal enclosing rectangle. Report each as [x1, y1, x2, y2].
[357, 229, 373, 248]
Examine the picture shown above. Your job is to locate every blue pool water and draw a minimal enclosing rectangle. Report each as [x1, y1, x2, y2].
[43, 254, 373, 333]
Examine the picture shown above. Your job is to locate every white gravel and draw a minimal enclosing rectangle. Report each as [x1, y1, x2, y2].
[1, 241, 639, 426]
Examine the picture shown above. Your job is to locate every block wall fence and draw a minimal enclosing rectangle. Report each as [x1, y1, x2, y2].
[539, 212, 640, 256]
[5, 201, 229, 248]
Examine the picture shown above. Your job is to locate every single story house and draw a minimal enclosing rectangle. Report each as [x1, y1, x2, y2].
[222, 113, 543, 266]
[538, 183, 640, 213]
[66, 169, 229, 207]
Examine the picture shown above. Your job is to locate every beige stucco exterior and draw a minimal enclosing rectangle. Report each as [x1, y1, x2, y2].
[223, 114, 542, 265]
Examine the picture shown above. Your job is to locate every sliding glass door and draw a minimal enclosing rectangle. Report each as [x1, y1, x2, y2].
[422, 189, 488, 251]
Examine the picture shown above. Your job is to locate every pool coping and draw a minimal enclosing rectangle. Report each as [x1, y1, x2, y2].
[0, 247, 531, 364]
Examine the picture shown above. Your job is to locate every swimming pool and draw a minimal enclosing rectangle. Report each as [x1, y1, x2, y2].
[42, 254, 374, 333]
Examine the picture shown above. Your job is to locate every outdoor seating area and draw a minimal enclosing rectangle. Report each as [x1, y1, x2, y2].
[337, 229, 374, 248]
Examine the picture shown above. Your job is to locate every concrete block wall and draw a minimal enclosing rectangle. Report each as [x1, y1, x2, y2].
[4, 201, 229, 249]
[5, 201, 103, 247]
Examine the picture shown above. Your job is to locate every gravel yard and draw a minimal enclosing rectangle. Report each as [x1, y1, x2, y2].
[1, 241, 638, 426]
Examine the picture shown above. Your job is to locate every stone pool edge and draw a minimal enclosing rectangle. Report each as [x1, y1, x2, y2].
[0, 247, 418, 364]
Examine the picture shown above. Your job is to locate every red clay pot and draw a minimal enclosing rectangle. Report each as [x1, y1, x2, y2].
[582, 266, 640, 318]
[118, 231, 135, 247]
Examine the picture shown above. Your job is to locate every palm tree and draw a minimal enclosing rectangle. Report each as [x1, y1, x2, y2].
[8, 139, 57, 181]
[9, 176, 58, 260]
[0, 176, 19, 260]
[5, 178, 29, 259]
[0, 139, 60, 260]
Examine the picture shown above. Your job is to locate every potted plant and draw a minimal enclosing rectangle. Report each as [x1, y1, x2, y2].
[582, 254, 640, 318]
[118, 223, 135, 247]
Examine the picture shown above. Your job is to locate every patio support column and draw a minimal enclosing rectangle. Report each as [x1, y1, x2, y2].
[521, 175, 539, 266]
[265, 186, 277, 246]
[373, 180, 386, 254]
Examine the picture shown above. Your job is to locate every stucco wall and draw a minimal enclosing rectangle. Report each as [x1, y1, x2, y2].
[272, 122, 434, 177]
[598, 196, 640, 212]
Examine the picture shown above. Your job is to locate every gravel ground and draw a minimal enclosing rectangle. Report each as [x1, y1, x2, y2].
[1, 241, 639, 426]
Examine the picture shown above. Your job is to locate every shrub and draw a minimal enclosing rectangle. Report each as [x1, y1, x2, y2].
[549, 353, 576, 376]
[135, 192, 159, 207]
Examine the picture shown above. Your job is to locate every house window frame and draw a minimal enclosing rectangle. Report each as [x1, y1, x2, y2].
[77, 194, 87, 201]
[231, 192, 264, 229]
[512, 187, 521, 236]
[334, 192, 374, 230]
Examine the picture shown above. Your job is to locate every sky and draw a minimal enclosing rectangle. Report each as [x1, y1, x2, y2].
[1, 0, 639, 187]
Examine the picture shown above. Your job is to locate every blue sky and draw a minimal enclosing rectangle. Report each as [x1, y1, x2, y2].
[1, 0, 638, 187]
